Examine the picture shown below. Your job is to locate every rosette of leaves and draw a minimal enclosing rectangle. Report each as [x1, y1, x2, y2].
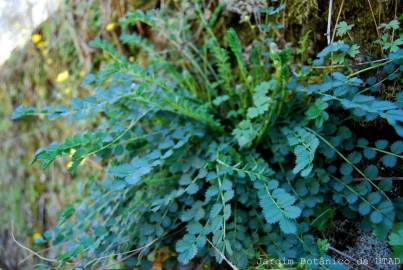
[12, 4, 403, 269]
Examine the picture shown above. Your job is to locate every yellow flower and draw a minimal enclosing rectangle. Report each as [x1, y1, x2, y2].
[106, 22, 116, 31]
[36, 41, 46, 49]
[56, 70, 69, 83]
[79, 157, 88, 166]
[63, 87, 72, 95]
[31, 34, 42, 44]
[66, 161, 73, 169]
[33, 232, 42, 241]
[129, 56, 135, 62]
[38, 87, 46, 97]
[69, 148, 76, 156]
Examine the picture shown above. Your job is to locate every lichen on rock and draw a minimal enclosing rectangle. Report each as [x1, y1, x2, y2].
[221, 0, 266, 17]
[346, 232, 400, 270]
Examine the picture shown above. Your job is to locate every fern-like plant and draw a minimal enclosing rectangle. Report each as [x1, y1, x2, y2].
[12, 2, 403, 269]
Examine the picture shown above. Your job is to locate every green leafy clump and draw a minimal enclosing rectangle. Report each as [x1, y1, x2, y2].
[335, 21, 354, 37]
[11, 3, 403, 269]
[390, 223, 403, 261]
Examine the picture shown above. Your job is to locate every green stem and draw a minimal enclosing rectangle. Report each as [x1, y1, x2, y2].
[306, 128, 391, 203]
[357, 145, 403, 159]
[347, 60, 392, 78]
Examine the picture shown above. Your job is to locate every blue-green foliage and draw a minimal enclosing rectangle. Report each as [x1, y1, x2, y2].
[11, 5, 403, 270]
[282, 127, 319, 177]
[389, 223, 403, 261]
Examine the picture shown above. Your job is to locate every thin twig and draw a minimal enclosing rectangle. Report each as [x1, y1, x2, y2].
[347, 59, 392, 78]
[391, 0, 398, 42]
[312, 58, 388, 69]
[366, 0, 380, 39]
[326, 0, 333, 44]
[19, 240, 74, 265]
[353, 177, 403, 182]
[120, 227, 183, 264]
[10, 222, 57, 263]
[82, 236, 160, 268]
[19, 247, 51, 265]
[366, 0, 383, 55]
[331, 0, 344, 43]
[329, 246, 375, 270]
[358, 67, 399, 94]
[206, 238, 239, 270]
[66, 10, 86, 65]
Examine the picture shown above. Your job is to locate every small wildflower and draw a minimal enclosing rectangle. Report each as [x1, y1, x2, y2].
[56, 70, 69, 83]
[36, 41, 46, 49]
[79, 157, 88, 166]
[38, 88, 46, 97]
[63, 87, 72, 95]
[242, 15, 251, 22]
[69, 148, 76, 156]
[42, 49, 49, 57]
[31, 34, 42, 44]
[106, 22, 116, 31]
[129, 56, 135, 62]
[66, 161, 73, 169]
[33, 232, 42, 241]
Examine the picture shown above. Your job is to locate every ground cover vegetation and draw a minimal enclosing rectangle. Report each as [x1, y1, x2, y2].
[6, 0, 403, 269]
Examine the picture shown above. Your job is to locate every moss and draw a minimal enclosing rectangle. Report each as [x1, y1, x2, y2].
[287, 0, 319, 25]
[284, 0, 400, 56]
